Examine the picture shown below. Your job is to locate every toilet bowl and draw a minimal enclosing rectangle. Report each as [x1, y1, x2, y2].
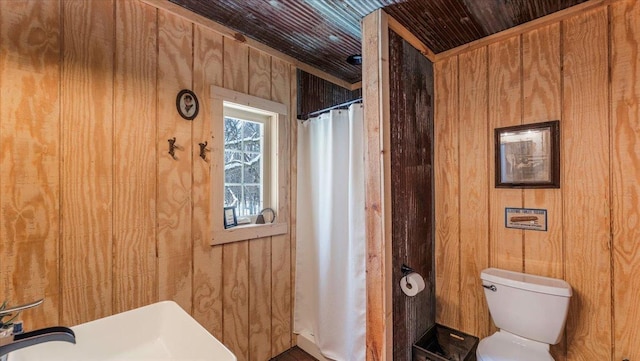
[476, 268, 572, 361]
[477, 331, 553, 361]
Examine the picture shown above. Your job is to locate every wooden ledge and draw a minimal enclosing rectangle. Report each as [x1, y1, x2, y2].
[211, 222, 288, 245]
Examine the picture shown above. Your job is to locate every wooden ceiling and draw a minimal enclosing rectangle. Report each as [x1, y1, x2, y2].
[169, 0, 587, 84]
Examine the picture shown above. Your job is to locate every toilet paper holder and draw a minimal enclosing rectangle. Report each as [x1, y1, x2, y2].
[400, 265, 426, 296]
[401, 264, 415, 289]
[401, 264, 414, 276]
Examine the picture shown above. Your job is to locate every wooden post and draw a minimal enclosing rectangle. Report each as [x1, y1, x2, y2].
[362, 9, 392, 361]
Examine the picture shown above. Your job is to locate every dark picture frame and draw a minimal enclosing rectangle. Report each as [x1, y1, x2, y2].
[495, 120, 560, 188]
[176, 89, 199, 120]
[223, 206, 237, 229]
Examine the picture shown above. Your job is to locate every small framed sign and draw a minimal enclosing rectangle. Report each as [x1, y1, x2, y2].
[223, 206, 237, 229]
[176, 89, 199, 120]
[505, 208, 547, 231]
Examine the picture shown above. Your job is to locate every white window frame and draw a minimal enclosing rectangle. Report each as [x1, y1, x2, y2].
[210, 86, 288, 245]
[223, 105, 272, 218]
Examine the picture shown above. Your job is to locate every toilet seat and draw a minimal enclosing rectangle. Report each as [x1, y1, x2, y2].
[477, 331, 554, 361]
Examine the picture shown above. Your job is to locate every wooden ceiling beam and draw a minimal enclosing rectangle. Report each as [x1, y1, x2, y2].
[386, 11, 437, 63]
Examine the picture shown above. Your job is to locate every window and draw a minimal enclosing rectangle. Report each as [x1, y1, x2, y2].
[211, 86, 289, 245]
[223, 105, 271, 217]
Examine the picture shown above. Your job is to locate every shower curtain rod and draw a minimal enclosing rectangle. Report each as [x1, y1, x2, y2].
[299, 97, 362, 120]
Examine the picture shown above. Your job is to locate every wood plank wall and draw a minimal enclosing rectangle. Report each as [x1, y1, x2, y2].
[388, 31, 435, 361]
[0, 1, 295, 360]
[433, 0, 640, 360]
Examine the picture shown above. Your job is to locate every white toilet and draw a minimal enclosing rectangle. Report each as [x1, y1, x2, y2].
[477, 268, 572, 361]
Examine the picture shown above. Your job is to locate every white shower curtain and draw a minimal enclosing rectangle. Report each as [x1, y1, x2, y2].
[294, 104, 366, 361]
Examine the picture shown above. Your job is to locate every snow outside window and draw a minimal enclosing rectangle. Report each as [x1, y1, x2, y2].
[223, 105, 271, 217]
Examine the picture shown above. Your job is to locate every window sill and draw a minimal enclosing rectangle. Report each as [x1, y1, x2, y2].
[211, 222, 288, 245]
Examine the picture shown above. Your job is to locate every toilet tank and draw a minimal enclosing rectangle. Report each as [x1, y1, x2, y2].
[481, 268, 572, 345]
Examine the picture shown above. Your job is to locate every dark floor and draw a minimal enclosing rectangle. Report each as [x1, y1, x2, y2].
[270, 346, 318, 361]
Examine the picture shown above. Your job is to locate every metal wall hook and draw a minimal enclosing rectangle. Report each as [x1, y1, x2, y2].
[198, 141, 209, 161]
[168, 137, 178, 160]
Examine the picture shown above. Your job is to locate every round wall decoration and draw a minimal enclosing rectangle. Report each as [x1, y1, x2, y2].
[176, 89, 199, 120]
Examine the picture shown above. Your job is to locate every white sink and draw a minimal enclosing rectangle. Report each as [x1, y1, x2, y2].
[8, 301, 236, 361]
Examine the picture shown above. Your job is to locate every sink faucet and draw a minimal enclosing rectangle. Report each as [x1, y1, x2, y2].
[0, 327, 76, 359]
[0, 299, 76, 361]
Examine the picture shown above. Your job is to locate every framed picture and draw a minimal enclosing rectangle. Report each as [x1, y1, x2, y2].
[495, 120, 560, 188]
[176, 89, 199, 120]
[505, 207, 548, 231]
[223, 206, 237, 229]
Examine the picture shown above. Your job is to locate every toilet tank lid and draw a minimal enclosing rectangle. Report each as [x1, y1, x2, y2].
[481, 268, 572, 297]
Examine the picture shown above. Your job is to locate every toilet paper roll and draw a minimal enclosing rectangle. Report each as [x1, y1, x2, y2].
[400, 272, 426, 297]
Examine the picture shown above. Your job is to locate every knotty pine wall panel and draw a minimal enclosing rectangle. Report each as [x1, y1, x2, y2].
[521, 24, 564, 282]
[521, 23, 566, 361]
[433, 2, 640, 359]
[487, 35, 524, 273]
[223, 241, 250, 361]
[457, 47, 489, 339]
[0, 1, 295, 360]
[0, 0, 61, 329]
[113, 0, 158, 315]
[249, 48, 271, 98]
[249, 236, 272, 361]
[192, 24, 224, 340]
[157, 8, 193, 313]
[270, 57, 293, 356]
[562, 9, 611, 360]
[433, 55, 460, 330]
[611, 1, 640, 360]
[224, 37, 249, 94]
[60, 0, 114, 326]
